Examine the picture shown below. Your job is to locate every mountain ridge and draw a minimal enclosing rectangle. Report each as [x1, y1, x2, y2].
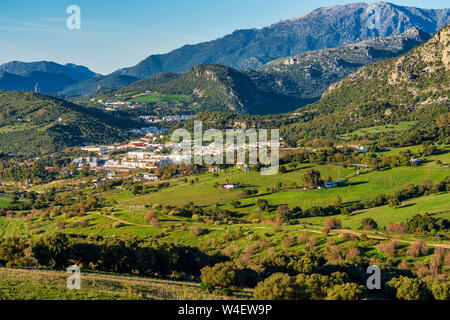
[114, 2, 450, 78]
[282, 24, 450, 144]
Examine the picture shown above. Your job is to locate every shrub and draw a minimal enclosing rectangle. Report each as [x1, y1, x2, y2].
[200, 262, 240, 289]
[360, 218, 378, 230]
[386, 276, 429, 300]
[190, 226, 208, 236]
[324, 217, 341, 229]
[113, 221, 124, 228]
[431, 282, 450, 300]
[297, 234, 308, 244]
[253, 273, 310, 300]
[326, 283, 366, 300]
[144, 211, 160, 227]
[281, 236, 296, 248]
[407, 240, 428, 258]
[386, 222, 406, 233]
[256, 199, 269, 212]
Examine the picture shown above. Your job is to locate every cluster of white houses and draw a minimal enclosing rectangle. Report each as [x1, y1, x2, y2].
[73, 151, 192, 176]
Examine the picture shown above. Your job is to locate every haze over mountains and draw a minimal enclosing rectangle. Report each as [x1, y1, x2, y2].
[0, 61, 98, 94]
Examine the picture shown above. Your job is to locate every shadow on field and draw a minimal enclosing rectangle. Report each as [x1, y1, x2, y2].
[397, 203, 416, 209]
[344, 181, 368, 187]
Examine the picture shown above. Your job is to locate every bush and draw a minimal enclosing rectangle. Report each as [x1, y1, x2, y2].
[386, 276, 429, 300]
[200, 262, 240, 289]
[113, 221, 124, 228]
[360, 218, 378, 230]
[190, 226, 208, 236]
[144, 211, 160, 227]
[253, 273, 310, 300]
[324, 217, 341, 229]
[431, 281, 450, 300]
[281, 235, 296, 248]
[326, 283, 366, 300]
[407, 240, 428, 258]
[386, 222, 406, 233]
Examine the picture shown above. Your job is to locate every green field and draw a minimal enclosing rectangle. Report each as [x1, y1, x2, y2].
[130, 93, 191, 104]
[113, 164, 449, 219]
[299, 192, 450, 229]
[340, 121, 417, 139]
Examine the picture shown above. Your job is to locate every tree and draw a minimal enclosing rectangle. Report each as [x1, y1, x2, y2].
[326, 283, 366, 300]
[0, 236, 27, 266]
[31, 233, 72, 269]
[388, 196, 401, 208]
[386, 276, 429, 300]
[330, 195, 342, 207]
[231, 200, 241, 208]
[144, 210, 159, 227]
[253, 273, 310, 300]
[276, 205, 292, 223]
[360, 218, 378, 230]
[256, 199, 269, 212]
[301, 169, 322, 188]
[324, 217, 342, 229]
[131, 184, 143, 195]
[201, 262, 240, 290]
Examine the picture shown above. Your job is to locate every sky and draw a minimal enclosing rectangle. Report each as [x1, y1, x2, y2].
[0, 0, 449, 74]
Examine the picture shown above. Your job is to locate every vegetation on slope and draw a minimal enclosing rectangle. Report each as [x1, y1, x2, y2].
[0, 91, 138, 155]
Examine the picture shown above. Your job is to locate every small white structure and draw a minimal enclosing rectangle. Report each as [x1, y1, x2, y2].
[222, 183, 240, 190]
[324, 181, 338, 188]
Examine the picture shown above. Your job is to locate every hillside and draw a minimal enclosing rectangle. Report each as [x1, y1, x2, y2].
[113, 64, 304, 114]
[0, 71, 77, 94]
[283, 24, 450, 143]
[0, 61, 99, 94]
[259, 27, 431, 100]
[115, 2, 449, 78]
[0, 91, 138, 155]
[0, 61, 98, 82]
[60, 74, 140, 96]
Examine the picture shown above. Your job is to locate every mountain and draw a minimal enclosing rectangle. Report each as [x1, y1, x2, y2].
[283, 24, 450, 144]
[258, 27, 431, 100]
[0, 71, 77, 94]
[59, 74, 140, 96]
[0, 61, 99, 94]
[0, 61, 98, 82]
[113, 64, 305, 114]
[114, 2, 450, 78]
[0, 90, 138, 155]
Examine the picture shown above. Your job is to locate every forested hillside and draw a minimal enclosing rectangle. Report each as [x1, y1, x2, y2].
[0, 91, 138, 155]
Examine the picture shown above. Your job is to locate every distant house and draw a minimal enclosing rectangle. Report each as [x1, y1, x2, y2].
[324, 181, 338, 188]
[222, 183, 240, 190]
[410, 158, 422, 164]
[208, 166, 220, 172]
[143, 174, 158, 181]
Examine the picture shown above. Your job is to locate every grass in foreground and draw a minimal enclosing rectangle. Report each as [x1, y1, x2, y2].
[0, 268, 253, 300]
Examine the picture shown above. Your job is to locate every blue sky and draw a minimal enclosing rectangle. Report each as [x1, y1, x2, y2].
[0, 0, 448, 74]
